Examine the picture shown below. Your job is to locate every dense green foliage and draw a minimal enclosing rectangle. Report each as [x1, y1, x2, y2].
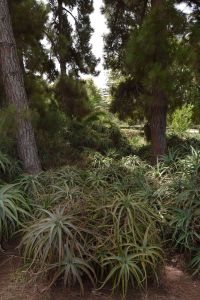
[169, 104, 194, 135]
[1, 0, 200, 298]
[103, 0, 200, 161]
[104, 1, 200, 123]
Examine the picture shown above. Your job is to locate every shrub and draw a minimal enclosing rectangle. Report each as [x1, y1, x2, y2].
[169, 104, 194, 135]
[18, 173, 45, 200]
[100, 233, 163, 298]
[0, 150, 10, 173]
[91, 190, 163, 297]
[168, 175, 200, 253]
[20, 206, 95, 294]
[190, 251, 200, 276]
[18, 160, 164, 297]
[66, 112, 133, 156]
[0, 184, 30, 242]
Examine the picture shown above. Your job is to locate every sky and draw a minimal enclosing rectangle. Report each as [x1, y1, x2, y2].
[89, 0, 108, 89]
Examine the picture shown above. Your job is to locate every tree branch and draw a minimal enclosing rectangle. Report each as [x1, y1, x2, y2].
[62, 7, 78, 26]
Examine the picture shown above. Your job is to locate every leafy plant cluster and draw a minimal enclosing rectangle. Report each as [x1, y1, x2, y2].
[0, 95, 133, 170]
[169, 104, 194, 136]
[66, 112, 133, 157]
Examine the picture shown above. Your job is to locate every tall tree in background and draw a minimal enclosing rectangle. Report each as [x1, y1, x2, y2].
[103, 0, 186, 161]
[46, 0, 99, 116]
[188, 0, 200, 75]
[146, 0, 168, 159]
[0, 0, 41, 174]
[10, 0, 55, 79]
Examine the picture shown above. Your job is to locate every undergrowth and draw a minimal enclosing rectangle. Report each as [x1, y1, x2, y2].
[1, 136, 200, 298]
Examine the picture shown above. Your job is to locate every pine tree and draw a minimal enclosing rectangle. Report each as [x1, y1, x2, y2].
[10, 0, 56, 79]
[46, 0, 99, 115]
[103, 0, 187, 161]
[0, 0, 41, 174]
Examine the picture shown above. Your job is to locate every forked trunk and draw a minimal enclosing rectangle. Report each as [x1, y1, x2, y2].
[0, 0, 41, 174]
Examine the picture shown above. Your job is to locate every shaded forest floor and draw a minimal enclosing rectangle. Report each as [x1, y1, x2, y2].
[1, 245, 200, 300]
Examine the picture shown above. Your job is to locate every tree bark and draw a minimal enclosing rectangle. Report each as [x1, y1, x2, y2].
[150, 0, 167, 162]
[0, 0, 41, 174]
[150, 92, 167, 162]
[58, 0, 67, 77]
[57, 0, 69, 112]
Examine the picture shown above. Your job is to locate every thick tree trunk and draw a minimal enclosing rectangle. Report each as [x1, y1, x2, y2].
[0, 0, 41, 174]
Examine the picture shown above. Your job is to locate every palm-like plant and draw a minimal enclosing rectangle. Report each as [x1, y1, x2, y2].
[160, 148, 180, 168]
[181, 146, 200, 175]
[133, 226, 164, 286]
[20, 206, 86, 268]
[190, 250, 200, 276]
[100, 229, 163, 299]
[52, 166, 83, 187]
[0, 150, 10, 173]
[0, 184, 30, 241]
[46, 245, 96, 294]
[20, 205, 96, 294]
[108, 193, 159, 242]
[53, 182, 83, 203]
[18, 173, 44, 199]
[121, 155, 144, 169]
[169, 207, 200, 252]
[86, 170, 109, 189]
[100, 246, 144, 298]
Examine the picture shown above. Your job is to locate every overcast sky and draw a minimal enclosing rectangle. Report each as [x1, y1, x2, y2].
[89, 0, 108, 89]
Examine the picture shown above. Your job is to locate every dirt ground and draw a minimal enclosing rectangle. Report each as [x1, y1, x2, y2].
[1, 248, 200, 300]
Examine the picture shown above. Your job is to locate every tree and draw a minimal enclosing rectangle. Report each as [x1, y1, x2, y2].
[0, 0, 41, 174]
[145, 0, 168, 160]
[188, 1, 200, 76]
[9, 0, 56, 79]
[85, 78, 103, 107]
[103, 0, 187, 161]
[46, 0, 99, 114]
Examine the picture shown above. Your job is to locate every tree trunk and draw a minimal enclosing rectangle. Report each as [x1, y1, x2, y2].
[150, 0, 167, 162]
[0, 0, 41, 174]
[58, 0, 67, 76]
[57, 0, 68, 112]
[150, 93, 167, 162]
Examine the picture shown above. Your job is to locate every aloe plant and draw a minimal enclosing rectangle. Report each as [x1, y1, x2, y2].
[0, 184, 30, 241]
[46, 245, 96, 294]
[100, 231, 163, 299]
[0, 150, 10, 173]
[20, 206, 87, 267]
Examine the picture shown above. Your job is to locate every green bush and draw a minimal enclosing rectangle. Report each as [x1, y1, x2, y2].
[100, 234, 163, 298]
[169, 104, 194, 135]
[19, 157, 164, 297]
[20, 206, 95, 294]
[66, 112, 133, 156]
